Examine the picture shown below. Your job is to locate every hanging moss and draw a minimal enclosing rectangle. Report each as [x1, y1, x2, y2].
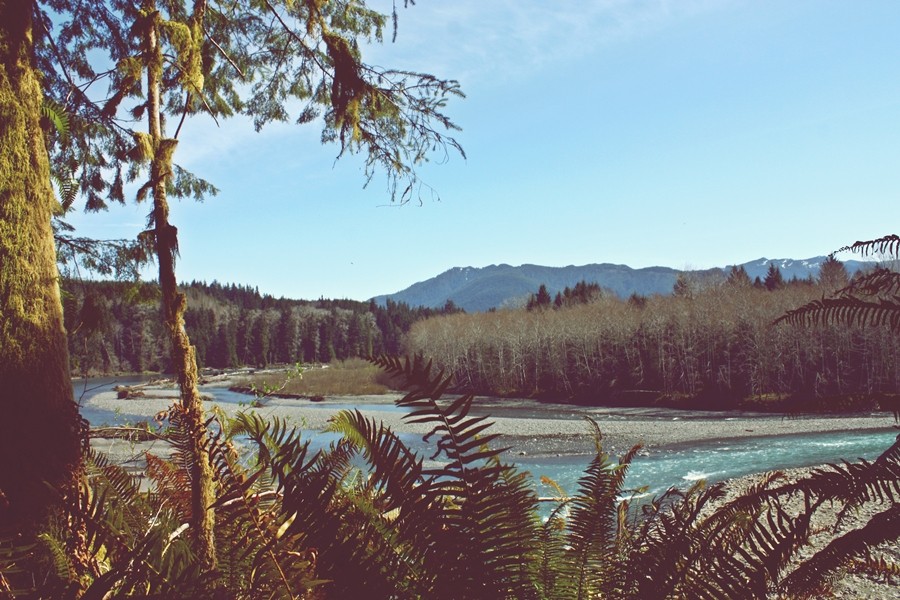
[161, 19, 204, 91]
[129, 131, 154, 163]
[156, 137, 178, 166]
[117, 56, 143, 83]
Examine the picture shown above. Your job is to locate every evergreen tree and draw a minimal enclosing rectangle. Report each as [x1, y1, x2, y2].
[818, 255, 849, 291]
[184, 307, 215, 368]
[249, 313, 271, 367]
[236, 309, 252, 365]
[764, 263, 785, 291]
[274, 307, 298, 364]
[346, 312, 363, 357]
[220, 320, 239, 368]
[526, 284, 552, 310]
[318, 318, 336, 363]
[726, 265, 752, 287]
[553, 291, 564, 308]
[627, 292, 648, 309]
[300, 317, 319, 363]
[672, 273, 693, 298]
[571, 280, 601, 303]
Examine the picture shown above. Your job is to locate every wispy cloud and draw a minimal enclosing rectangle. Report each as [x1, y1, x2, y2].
[370, 0, 736, 85]
[178, 2, 735, 167]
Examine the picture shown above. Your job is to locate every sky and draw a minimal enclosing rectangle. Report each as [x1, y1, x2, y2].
[65, 0, 900, 301]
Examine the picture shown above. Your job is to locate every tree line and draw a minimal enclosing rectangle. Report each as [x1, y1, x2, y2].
[64, 279, 463, 375]
[406, 260, 900, 409]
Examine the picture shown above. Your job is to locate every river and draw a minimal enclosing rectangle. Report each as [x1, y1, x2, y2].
[75, 377, 898, 500]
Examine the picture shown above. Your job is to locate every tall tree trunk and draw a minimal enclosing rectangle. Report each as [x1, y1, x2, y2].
[143, 2, 217, 570]
[0, 0, 83, 532]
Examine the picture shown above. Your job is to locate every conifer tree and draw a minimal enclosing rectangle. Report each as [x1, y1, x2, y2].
[818, 255, 849, 291]
[527, 283, 552, 310]
[726, 265, 752, 287]
[764, 262, 784, 291]
[554, 291, 564, 308]
[672, 273, 693, 297]
[274, 306, 297, 363]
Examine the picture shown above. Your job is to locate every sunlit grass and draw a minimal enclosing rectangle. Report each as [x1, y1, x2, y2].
[236, 358, 400, 397]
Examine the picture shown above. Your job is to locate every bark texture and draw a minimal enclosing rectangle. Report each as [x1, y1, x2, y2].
[144, 2, 217, 570]
[0, 0, 83, 531]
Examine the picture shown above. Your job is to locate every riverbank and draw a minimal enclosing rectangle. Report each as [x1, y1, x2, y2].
[83, 378, 898, 597]
[84, 375, 899, 465]
[83, 376, 897, 460]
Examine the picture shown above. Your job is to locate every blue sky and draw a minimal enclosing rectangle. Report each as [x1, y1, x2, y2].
[66, 0, 900, 301]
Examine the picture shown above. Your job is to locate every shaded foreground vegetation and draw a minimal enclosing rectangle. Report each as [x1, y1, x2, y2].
[2, 356, 898, 598]
[407, 268, 900, 411]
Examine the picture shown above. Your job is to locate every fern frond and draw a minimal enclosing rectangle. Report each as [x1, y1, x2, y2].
[41, 98, 70, 141]
[739, 496, 816, 583]
[560, 419, 641, 600]
[843, 266, 900, 297]
[206, 411, 322, 598]
[536, 507, 569, 599]
[145, 452, 192, 522]
[327, 409, 430, 514]
[35, 533, 74, 583]
[775, 295, 900, 333]
[800, 435, 900, 514]
[779, 503, 900, 597]
[368, 354, 541, 599]
[0, 534, 38, 597]
[49, 171, 78, 213]
[615, 481, 777, 600]
[847, 551, 900, 584]
[325, 409, 438, 593]
[32, 446, 216, 599]
[836, 234, 900, 259]
[779, 234, 900, 336]
[165, 405, 200, 481]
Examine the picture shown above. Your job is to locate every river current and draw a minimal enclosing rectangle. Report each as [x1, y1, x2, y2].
[74, 377, 898, 500]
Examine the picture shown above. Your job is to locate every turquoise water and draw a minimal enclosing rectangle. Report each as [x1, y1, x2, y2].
[76, 379, 897, 503]
[517, 429, 898, 501]
[73, 374, 161, 426]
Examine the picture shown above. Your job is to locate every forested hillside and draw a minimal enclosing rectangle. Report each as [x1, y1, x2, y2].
[406, 261, 900, 409]
[373, 258, 875, 312]
[63, 280, 461, 375]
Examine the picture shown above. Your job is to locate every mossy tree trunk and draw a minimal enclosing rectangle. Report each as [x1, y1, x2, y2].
[143, 1, 217, 571]
[0, 0, 83, 532]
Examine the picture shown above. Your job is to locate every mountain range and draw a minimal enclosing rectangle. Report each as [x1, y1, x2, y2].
[372, 257, 875, 313]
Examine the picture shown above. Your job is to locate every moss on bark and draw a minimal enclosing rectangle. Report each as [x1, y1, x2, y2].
[0, 0, 84, 531]
[144, 0, 217, 570]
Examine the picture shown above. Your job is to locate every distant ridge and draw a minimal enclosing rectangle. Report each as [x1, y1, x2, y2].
[372, 257, 875, 313]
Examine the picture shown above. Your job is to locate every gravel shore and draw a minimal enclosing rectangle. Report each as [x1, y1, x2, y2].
[84, 379, 898, 598]
[84, 379, 896, 460]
